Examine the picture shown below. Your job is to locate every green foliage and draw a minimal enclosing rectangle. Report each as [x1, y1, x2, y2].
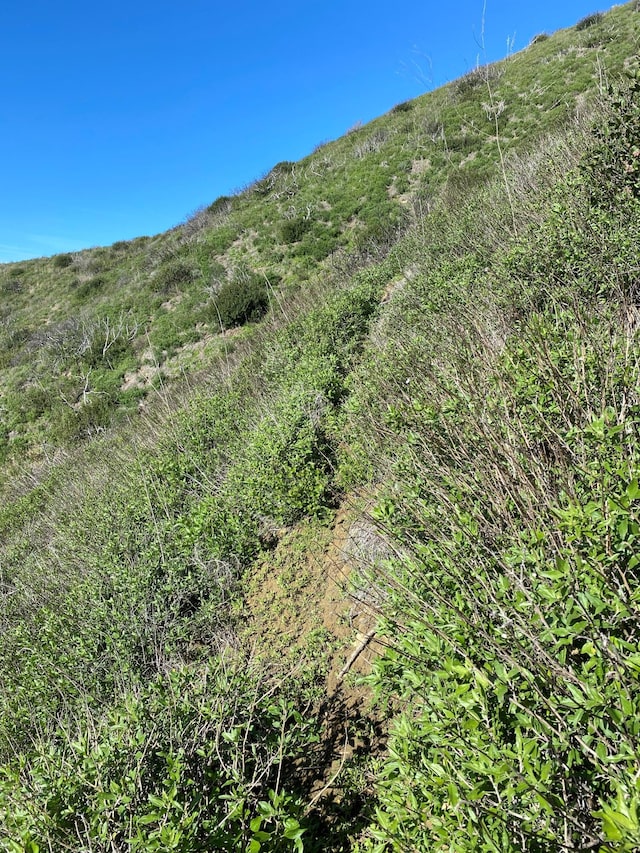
[454, 64, 501, 98]
[207, 194, 233, 215]
[576, 11, 604, 30]
[53, 252, 73, 268]
[205, 224, 237, 255]
[390, 101, 412, 114]
[280, 216, 313, 244]
[232, 392, 334, 525]
[74, 273, 107, 299]
[211, 271, 269, 328]
[51, 392, 116, 442]
[154, 258, 196, 294]
[529, 32, 550, 44]
[344, 79, 640, 851]
[0, 660, 314, 852]
[2, 7, 640, 850]
[580, 72, 640, 209]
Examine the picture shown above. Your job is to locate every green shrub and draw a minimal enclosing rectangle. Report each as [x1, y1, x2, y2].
[52, 393, 115, 443]
[391, 100, 413, 114]
[210, 273, 269, 329]
[580, 73, 640, 208]
[206, 225, 236, 255]
[530, 32, 550, 45]
[17, 384, 52, 422]
[74, 275, 107, 299]
[0, 662, 313, 852]
[1, 276, 23, 294]
[455, 63, 501, 97]
[154, 259, 196, 294]
[576, 11, 604, 30]
[207, 195, 233, 216]
[53, 253, 73, 268]
[280, 217, 313, 244]
[294, 231, 339, 262]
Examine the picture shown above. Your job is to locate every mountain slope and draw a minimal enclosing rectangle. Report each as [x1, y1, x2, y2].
[1, 4, 640, 851]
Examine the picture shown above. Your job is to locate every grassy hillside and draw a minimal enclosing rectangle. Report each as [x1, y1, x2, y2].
[1, 4, 640, 851]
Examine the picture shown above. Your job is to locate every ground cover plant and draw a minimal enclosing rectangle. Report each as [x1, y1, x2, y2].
[1, 3, 640, 851]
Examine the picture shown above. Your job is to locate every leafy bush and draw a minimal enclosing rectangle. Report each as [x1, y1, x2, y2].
[529, 32, 550, 45]
[280, 217, 313, 244]
[580, 73, 640, 208]
[455, 63, 501, 97]
[342, 81, 640, 851]
[206, 225, 237, 256]
[207, 195, 233, 216]
[576, 11, 604, 31]
[154, 258, 196, 294]
[390, 101, 412, 114]
[16, 384, 52, 422]
[210, 272, 269, 329]
[52, 392, 115, 443]
[74, 274, 107, 299]
[0, 660, 313, 852]
[53, 253, 73, 268]
[361, 310, 640, 850]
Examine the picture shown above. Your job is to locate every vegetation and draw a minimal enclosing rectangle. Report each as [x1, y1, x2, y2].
[1, 3, 640, 850]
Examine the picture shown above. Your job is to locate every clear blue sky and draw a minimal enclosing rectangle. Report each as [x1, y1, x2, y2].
[0, 0, 609, 263]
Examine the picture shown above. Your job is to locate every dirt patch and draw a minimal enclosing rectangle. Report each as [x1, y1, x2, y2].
[241, 497, 391, 830]
[121, 362, 161, 392]
[320, 502, 385, 694]
[459, 150, 478, 168]
[411, 157, 432, 175]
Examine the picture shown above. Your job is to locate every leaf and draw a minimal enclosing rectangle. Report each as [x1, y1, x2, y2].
[597, 812, 624, 841]
[626, 478, 640, 501]
[534, 792, 554, 814]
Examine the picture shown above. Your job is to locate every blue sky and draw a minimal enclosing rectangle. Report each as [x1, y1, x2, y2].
[1, 0, 609, 263]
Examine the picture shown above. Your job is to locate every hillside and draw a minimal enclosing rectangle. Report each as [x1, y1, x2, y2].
[1, 4, 640, 850]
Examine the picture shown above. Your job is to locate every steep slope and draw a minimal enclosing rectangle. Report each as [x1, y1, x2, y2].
[1, 4, 640, 851]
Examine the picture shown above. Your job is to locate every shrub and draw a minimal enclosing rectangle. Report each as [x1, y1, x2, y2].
[280, 217, 313, 244]
[1, 276, 22, 295]
[53, 253, 73, 268]
[210, 272, 269, 329]
[576, 11, 604, 31]
[0, 662, 314, 852]
[18, 384, 52, 422]
[391, 100, 413, 114]
[455, 63, 501, 97]
[180, 206, 213, 243]
[580, 74, 640, 208]
[530, 32, 550, 45]
[271, 160, 295, 174]
[74, 275, 107, 299]
[251, 172, 274, 196]
[154, 259, 195, 294]
[353, 129, 389, 158]
[52, 393, 114, 443]
[294, 230, 339, 263]
[206, 225, 236, 256]
[207, 195, 233, 216]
